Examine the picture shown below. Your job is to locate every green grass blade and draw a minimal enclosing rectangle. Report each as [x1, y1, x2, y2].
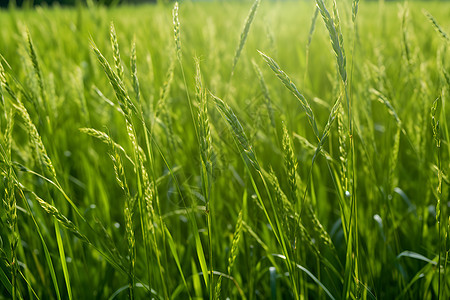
[0, 265, 12, 296]
[164, 224, 191, 299]
[18, 189, 62, 300]
[273, 254, 336, 300]
[231, 0, 260, 77]
[54, 221, 73, 300]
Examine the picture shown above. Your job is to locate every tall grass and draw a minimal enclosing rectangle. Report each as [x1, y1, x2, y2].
[0, 1, 450, 299]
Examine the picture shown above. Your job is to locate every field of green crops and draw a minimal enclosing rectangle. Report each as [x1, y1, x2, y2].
[1, 0, 450, 299]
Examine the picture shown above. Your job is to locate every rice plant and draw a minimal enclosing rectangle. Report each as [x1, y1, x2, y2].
[0, 1, 449, 299]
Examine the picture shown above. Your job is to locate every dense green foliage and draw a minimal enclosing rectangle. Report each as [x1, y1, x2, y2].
[1, 1, 450, 299]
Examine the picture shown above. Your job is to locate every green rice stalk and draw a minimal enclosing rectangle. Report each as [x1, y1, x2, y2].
[315, 0, 347, 84]
[164, 224, 191, 299]
[231, 0, 260, 77]
[79, 127, 135, 167]
[304, 205, 335, 251]
[54, 217, 73, 300]
[93, 40, 165, 296]
[2, 110, 18, 300]
[173, 2, 181, 61]
[216, 210, 243, 299]
[228, 210, 243, 275]
[91, 44, 137, 118]
[26, 30, 45, 102]
[12, 162, 129, 282]
[172, 1, 200, 152]
[131, 39, 140, 103]
[31, 191, 89, 244]
[311, 96, 341, 166]
[196, 59, 212, 176]
[195, 59, 214, 299]
[214, 276, 223, 300]
[2, 59, 95, 241]
[110, 22, 124, 82]
[389, 126, 401, 191]
[295, 97, 341, 287]
[431, 96, 442, 149]
[210, 92, 299, 298]
[297, 97, 342, 217]
[424, 10, 450, 44]
[0, 58, 8, 97]
[258, 51, 320, 140]
[169, 7, 212, 294]
[264, 168, 293, 239]
[282, 124, 298, 203]
[337, 103, 348, 190]
[124, 116, 163, 294]
[13, 101, 56, 179]
[108, 138, 135, 299]
[209, 92, 260, 171]
[316, 0, 358, 296]
[431, 96, 443, 298]
[16, 187, 62, 300]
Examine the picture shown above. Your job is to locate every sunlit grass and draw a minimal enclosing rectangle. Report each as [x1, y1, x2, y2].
[1, 1, 450, 299]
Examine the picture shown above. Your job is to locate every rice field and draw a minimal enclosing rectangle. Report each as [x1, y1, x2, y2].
[0, 0, 450, 299]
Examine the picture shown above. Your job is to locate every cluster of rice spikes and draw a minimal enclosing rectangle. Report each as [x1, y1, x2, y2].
[1, 59, 117, 299]
[171, 4, 211, 297]
[2, 1, 450, 298]
[92, 23, 169, 298]
[258, 27, 349, 297]
[315, 0, 362, 297]
[210, 90, 306, 298]
[0, 60, 45, 299]
[257, 0, 361, 296]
